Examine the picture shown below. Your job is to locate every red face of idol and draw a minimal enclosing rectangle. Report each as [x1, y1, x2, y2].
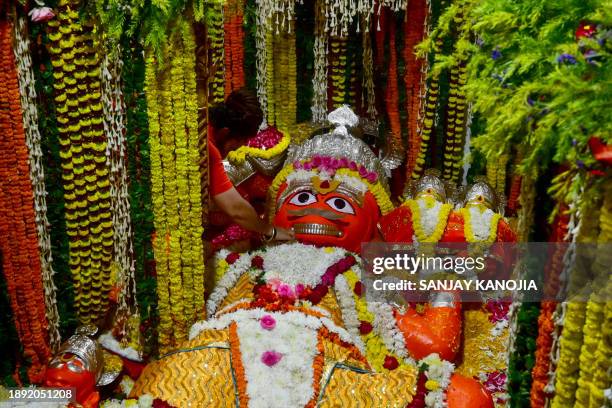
[274, 177, 381, 253]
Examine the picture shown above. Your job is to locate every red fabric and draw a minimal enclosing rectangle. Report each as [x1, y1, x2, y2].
[209, 141, 233, 197]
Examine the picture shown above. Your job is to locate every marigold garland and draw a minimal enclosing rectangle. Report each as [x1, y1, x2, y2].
[224, 0, 246, 96]
[0, 18, 51, 382]
[13, 15, 61, 352]
[227, 131, 290, 164]
[328, 35, 347, 110]
[404, 197, 452, 243]
[403, 0, 429, 176]
[145, 21, 206, 352]
[208, 2, 225, 105]
[270, 18, 296, 128]
[47, 0, 115, 324]
[384, 14, 402, 150]
[343, 270, 410, 372]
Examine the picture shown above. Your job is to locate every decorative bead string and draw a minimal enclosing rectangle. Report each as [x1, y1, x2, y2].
[47, 0, 115, 324]
[100, 49, 138, 332]
[13, 14, 61, 352]
[0, 18, 51, 383]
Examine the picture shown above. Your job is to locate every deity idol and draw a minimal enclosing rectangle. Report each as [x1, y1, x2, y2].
[129, 107, 492, 408]
[378, 172, 517, 405]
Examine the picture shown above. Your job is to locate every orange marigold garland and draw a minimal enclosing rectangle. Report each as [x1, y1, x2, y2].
[224, 0, 245, 96]
[403, 0, 429, 176]
[47, 0, 115, 324]
[0, 18, 51, 383]
[529, 213, 569, 408]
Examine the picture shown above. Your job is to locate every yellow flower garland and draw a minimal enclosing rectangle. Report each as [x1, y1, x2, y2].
[145, 21, 206, 352]
[404, 197, 452, 243]
[47, 0, 114, 324]
[227, 131, 291, 165]
[343, 270, 409, 372]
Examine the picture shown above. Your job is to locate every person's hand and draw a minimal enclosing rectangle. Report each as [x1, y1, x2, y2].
[274, 226, 295, 241]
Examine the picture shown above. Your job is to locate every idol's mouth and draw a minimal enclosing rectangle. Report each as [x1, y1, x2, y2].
[292, 223, 343, 237]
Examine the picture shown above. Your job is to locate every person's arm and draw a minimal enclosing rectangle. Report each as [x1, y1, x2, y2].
[213, 187, 294, 240]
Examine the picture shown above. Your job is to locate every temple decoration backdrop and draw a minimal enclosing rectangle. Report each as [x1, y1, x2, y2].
[0, 0, 610, 406]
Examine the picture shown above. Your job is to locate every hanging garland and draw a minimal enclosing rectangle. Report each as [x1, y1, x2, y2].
[47, 0, 115, 325]
[328, 35, 347, 110]
[270, 16, 296, 128]
[403, 0, 428, 177]
[145, 21, 206, 352]
[0, 18, 51, 383]
[385, 14, 401, 148]
[13, 15, 61, 352]
[100, 50, 139, 333]
[224, 0, 246, 97]
[361, 15, 376, 120]
[209, 2, 225, 105]
[311, 0, 327, 123]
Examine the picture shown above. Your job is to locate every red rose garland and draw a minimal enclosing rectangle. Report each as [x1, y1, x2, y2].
[0, 19, 51, 383]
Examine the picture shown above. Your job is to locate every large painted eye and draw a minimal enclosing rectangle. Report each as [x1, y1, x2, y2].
[326, 197, 355, 215]
[289, 191, 317, 206]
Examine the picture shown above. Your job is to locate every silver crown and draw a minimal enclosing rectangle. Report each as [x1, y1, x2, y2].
[284, 106, 391, 191]
[405, 169, 454, 204]
[461, 176, 506, 215]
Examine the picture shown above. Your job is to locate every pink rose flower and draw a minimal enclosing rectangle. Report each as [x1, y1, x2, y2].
[348, 161, 358, 171]
[484, 371, 507, 393]
[267, 278, 282, 291]
[303, 161, 313, 170]
[312, 156, 322, 167]
[261, 350, 283, 367]
[358, 165, 368, 178]
[295, 284, 305, 297]
[366, 172, 378, 183]
[339, 158, 349, 168]
[260, 314, 276, 330]
[29, 7, 55, 22]
[293, 161, 302, 169]
[321, 156, 332, 167]
[486, 300, 511, 323]
[277, 283, 295, 300]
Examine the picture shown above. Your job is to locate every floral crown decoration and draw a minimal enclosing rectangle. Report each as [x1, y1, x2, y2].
[224, 127, 291, 185]
[268, 106, 395, 218]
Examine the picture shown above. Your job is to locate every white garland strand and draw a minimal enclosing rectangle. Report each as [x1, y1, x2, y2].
[311, 0, 328, 123]
[255, 4, 269, 122]
[13, 15, 61, 351]
[100, 50, 138, 327]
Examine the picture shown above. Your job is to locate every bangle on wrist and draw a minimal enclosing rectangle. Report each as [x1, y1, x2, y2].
[263, 226, 276, 242]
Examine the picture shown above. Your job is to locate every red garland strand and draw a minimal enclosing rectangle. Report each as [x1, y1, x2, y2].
[529, 212, 569, 407]
[0, 19, 51, 383]
[403, 0, 428, 178]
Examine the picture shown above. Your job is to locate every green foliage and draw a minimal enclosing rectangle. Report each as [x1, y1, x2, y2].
[507, 303, 540, 407]
[424, 0, 611, 209]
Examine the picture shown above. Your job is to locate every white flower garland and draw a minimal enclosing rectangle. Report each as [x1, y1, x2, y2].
[99, 331, 143, 362]
[467, 206, 498, 242]
[368, 301, 410, 361]
[237, 311, 319, 408]
[207, 251, 254, 317]
[420, 353, 455, 408]
[333, 274, 365, 349]
[361, 14, 377, 120]
[311, 0, 328, 123]
[13, 15, 61, 351]
[100, 50, 138, 325]
[260, 243, 346, 287]
[100, 394, 154, 408]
